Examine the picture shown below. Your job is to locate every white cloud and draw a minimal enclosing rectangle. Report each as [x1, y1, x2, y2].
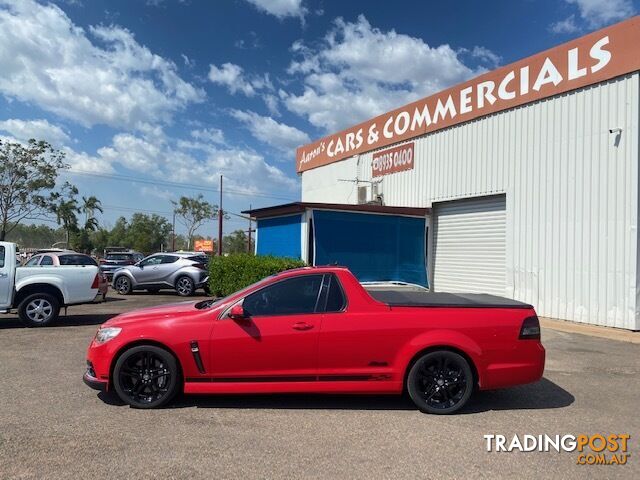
[63, 147, 111, 174]
[208, 62, 273, 97]
[91, 131, 298, 197]
[230, 110, 310, 155]
[469, 46, 502, 68]
[550, 15, 580, 34]
[191, 128, 225, 145]
[565, 0, 635, 28]
[140, 185, 175, 201]
[244, 0, 306, 19]
[263, 94, 281, 116]
[282, 15, 487, 132]
[181, 53, 195, 68]
[0, 0, 204, 130]
[0, 118, 70, 145]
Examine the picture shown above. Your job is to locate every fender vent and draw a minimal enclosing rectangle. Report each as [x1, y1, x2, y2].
[190, 340, 206, 373]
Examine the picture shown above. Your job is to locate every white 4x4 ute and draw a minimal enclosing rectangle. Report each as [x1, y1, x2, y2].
[0, 242, 103, 327]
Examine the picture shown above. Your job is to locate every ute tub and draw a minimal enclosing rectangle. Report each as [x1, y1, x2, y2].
[364, 285, 533, 309]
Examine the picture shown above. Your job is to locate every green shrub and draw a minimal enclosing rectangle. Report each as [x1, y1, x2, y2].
[208, 254, 306, 297]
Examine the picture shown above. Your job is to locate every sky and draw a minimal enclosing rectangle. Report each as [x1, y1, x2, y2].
[0, 0, 638, 238]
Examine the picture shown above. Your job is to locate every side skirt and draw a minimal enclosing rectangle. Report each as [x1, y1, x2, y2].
[183, 379, 403, 395]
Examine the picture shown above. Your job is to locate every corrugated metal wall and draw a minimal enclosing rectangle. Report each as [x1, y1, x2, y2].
[301, 74, 640, 330]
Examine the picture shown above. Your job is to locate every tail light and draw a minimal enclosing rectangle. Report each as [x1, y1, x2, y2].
[91, 274, 100, 289]
[194, 263, 207, 270]
[519, 315, 541, 340]
[99, 259, 105, 265]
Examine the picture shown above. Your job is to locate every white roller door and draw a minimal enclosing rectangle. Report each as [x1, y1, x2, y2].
[433, 195, 506, 296]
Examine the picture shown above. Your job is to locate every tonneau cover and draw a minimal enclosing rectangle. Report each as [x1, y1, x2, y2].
[364, 285, 532, 309]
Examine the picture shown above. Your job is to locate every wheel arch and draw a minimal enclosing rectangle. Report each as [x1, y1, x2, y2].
[109, 339, 184, 391]
[113, 270, 135, 284]
[14, 283, 64, 307]
[402, 345, 480, 393]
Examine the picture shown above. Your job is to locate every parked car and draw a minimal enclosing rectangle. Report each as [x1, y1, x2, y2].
[83, 266, 545, 412]
[23, 251, 108, 301]
[0, 242, 105, 327]
[112, 252, 209, 296]
[99, 251, 144, 281]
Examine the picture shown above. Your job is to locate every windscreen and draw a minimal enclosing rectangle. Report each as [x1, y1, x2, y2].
[106, 254, 133, 261]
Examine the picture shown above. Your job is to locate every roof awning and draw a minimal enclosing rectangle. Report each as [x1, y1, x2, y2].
[242, 202, 430, 219]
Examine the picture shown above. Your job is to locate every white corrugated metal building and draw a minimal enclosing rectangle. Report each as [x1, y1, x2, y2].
[293, 18, 640, 330]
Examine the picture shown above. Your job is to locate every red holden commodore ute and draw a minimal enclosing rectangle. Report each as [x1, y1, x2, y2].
[84, 266, 545, 414]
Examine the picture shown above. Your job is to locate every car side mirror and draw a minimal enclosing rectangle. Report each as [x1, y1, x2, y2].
[228, 304, 246, 320]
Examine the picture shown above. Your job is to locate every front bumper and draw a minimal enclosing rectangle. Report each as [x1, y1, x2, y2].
[83, 369, 107, 391]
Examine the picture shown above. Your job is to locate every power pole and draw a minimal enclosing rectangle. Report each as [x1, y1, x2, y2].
[217, 175, 223, 256]
[247, 203, 255, 254]
[171, 210, 176, 251]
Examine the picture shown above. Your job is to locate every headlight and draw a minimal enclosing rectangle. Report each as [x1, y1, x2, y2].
[95, 327, 122, 344]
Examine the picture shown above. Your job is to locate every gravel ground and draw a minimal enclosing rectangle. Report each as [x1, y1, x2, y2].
[0, 292, 638, 479]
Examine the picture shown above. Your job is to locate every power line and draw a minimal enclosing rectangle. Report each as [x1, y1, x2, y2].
[62, 168, 299, 202]
[100, 204, 246, 223]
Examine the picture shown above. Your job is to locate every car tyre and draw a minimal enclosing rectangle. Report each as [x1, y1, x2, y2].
[114, 276, 132, 295]
[113, 345, 180, 409]
[18, 293, 60, 327]
[175, 276, 195, 297]
[407, 350, 474, 414]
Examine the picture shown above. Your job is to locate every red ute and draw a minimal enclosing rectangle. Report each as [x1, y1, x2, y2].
[84, 267, 545, 414]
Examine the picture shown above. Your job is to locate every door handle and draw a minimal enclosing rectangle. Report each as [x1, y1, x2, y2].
[292, 322, 314, 331]
[0, 273, 7, 278]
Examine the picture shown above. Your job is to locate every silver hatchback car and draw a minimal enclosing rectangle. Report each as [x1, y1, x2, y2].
[112, 252, 209, 296]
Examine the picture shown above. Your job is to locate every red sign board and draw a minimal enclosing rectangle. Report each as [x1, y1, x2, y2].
[194, 239, 213, 252]
[372, 143, 414, 177]
[296, 16, 640, 172]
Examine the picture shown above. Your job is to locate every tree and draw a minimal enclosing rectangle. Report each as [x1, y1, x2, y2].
[81, 196, 103, 230]
[223, 229, 253, 254]
[172, 195, 217, 250]
[91, 228, 111, 254]
[107, 217, 129, 247]
[51, 182, 80, 246]
[0, 139, 68, 240]
[5, 223, 66, 249]
[125, 213, 172, 254]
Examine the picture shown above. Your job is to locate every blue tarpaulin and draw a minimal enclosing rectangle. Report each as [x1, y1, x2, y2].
[256, 214, 302, 258]
[312, 210, 428, 287]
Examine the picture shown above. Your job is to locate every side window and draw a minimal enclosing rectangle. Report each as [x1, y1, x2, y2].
[324, 275, 347, 313]
[242, 275, 324, 317]
[0, 246, 4, 268]
[40, 255, 54, 266]
[25, 255, 41, 266]
[161, 255, 178, 264]
[59, 255, 97, 266]
[140, 256, 162, 267]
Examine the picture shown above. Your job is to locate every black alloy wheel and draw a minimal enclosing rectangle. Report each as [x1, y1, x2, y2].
[114, 276, 132, 295]
[407, 350, 473, 414]
[113, 345, 179, 408]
